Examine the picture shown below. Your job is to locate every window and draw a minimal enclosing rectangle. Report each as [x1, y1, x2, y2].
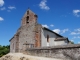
[47, 35, 49, 42]
[27, 10, 29, 15]
[47, 35, 49, 46]
[26, 16, 29, 23]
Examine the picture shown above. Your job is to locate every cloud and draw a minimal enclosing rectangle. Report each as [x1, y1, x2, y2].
[61, 29, 69, 34]
[0, 7, 5, 10]
[75, 28, 80, 31]
[73, 10, 80, 17]
[8, 6, 16, 10]
[70, 40, 74, 42]
[53, 29, 61, 34]
[42, 24, 49, 28]
[53, 28, 69, 34]
[78, 36, 80, 38]
[71, 32, 77, 35]
[73, 36, 80, 39]
[71, 28, 80, 35]
[50, 24, 54, 27]
[39, 0, 50, 10]
[0, 17, 4, 21]
[78, 42, 80, 44]
[73, 36, 77, 39]
[0, 0, 4, 7]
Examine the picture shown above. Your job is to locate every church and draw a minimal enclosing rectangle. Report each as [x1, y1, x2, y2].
[9, 9, 69, 53]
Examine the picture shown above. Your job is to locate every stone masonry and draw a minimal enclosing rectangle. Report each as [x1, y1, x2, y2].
[26, 44, 80, 60]
[10, 9, 42, 53]
[10, 9, 70, 54]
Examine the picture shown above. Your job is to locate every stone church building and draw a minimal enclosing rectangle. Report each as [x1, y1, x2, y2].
[9, 9, 69, 53]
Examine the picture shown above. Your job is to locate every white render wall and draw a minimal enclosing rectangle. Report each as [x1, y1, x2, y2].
[41, 28, 68, 47]
[54, 40, 68, 46]
[41, 28, 58, 47]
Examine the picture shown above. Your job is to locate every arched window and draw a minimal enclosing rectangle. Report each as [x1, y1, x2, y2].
[26, 16, 29, 23]
[47, 35, 49, 42]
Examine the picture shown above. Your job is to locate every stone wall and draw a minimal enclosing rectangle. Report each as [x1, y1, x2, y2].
[26, 44, 80, 60]
[10, 27, 21, 53]
[10, 9, 41, 53]
[35, 24, 42, 47]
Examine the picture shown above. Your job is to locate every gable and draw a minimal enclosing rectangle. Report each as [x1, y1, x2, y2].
[42, 27, 63, 37]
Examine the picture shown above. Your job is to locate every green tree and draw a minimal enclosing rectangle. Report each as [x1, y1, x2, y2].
[0, 45, 10, 57]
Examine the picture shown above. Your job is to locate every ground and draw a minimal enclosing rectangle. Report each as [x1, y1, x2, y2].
[0, 53, 64, 60]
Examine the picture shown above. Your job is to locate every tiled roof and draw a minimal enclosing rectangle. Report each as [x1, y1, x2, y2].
[54, 37, 67, 41]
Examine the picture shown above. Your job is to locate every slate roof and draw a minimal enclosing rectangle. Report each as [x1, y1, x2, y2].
[43, 27, 63, 37]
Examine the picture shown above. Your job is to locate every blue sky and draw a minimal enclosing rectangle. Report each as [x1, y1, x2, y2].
[0, 0, 80, 45]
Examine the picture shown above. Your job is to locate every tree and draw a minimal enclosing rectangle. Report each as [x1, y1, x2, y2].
[0, 45, 10, 57]
[69, 41, 74, 44]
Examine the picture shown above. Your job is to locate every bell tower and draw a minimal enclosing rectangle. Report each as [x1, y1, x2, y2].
[21, 9, 38, 26]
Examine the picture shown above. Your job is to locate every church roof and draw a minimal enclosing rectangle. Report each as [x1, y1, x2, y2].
[54, 37, 69, 42]
[43, 27, 63, 37]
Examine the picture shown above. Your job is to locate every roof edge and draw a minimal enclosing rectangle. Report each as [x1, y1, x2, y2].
[42, 27, 63, 37]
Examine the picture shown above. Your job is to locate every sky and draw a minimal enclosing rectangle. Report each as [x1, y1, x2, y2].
[0, 0, 80, 45]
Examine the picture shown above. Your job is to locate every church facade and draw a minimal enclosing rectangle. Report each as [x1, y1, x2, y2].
[9, 9, 69, 53]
